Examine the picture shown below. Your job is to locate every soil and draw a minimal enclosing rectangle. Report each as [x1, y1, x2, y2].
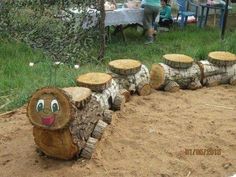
[0, 85, 235, 177]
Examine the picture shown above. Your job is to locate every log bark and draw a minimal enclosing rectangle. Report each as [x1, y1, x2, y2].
[27, 87, 106, 160]
[198, 60, 236, 86]
[76, 72, 112, 92]
[150, 63, 202, 91]
[110, 65, 150, 95]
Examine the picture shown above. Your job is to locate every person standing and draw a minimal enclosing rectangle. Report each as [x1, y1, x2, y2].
[142, 0, 160, 44]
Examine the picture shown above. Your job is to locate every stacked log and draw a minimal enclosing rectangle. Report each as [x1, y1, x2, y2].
[198, 51, 236, 86]
[150, 54, 202, 92]
[108, 59, 151, 97]
[27, 87, 110, 160]
[76, 72, 125, 111]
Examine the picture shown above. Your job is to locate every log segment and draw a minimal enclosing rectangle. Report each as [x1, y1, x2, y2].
[77, 72, 124, 110]
[198, 60, 236, 86]
[108, 59, 142, 75]
[163, 54, 194, 69]
[109, 62, 151, 96]
[27, 87, 109, 160]
[208, 51, 236, 67]
[76, 72, 112, 92]
[150, 63, 202, 91]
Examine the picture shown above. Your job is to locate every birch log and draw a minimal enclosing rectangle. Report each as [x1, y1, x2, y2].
[110, 64, 151, 96]
[198, 60, 236, 86]
[27, 87, 108, 160]
[150, 63, 202, 91]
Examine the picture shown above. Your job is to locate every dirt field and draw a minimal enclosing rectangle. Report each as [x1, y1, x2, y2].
[0, 85, 235, 177]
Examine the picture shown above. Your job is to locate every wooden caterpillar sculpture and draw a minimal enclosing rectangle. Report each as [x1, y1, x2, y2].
[27, 87, 111, 160]
[150, 51, 236, 92]
[27, 52, 235, 160]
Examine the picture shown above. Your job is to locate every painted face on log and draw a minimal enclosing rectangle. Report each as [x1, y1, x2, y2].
[27, 87, 73, 130]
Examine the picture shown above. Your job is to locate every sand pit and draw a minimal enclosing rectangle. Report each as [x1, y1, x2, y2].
[0, 85, 235, 177]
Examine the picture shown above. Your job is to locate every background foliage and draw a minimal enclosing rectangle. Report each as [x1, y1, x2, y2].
[0, 0, 105, 65]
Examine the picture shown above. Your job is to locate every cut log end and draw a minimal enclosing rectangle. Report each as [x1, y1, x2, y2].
[92, 120, 108, 140]
[108, 59, 142, 75]
[27, 87, 74, 130]
[76, 72, 112, 92]
[80, 137, 98, 159]
[102, 109, 113, 124]
[150, 64, 165, 89]
[164, 81, 180, 92]
[119, 89, 131, 102]
[163, 54, 193, 69]
[208, 51, 236, 66]
[137, 81, 151, 96]
[112, 94, 125, 111]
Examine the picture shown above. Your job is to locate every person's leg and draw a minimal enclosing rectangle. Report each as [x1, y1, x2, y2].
[143, 5, 155, 44]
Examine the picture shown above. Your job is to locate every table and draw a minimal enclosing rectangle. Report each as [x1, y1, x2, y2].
[105, 8, 144, 41]
[198, 3, 225, 28]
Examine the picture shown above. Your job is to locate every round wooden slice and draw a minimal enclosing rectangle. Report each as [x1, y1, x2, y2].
[63, 87, 92, 108]
[208, 51, 236, 66]
[150, 64, 165, 89]
[108, 59, 142, 75]
[76, 72, 112, 92]
[163, 54, 193, 69]
[27, 87, 74, 130]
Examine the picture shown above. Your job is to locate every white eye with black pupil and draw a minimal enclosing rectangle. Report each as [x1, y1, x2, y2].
[36, 99, 44, 112]
[51, 99, 59, 112]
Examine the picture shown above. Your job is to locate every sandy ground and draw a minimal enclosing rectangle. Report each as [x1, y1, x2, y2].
[0, 85, 235, 177]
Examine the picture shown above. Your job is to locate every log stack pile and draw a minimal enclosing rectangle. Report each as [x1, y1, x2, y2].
[27, 87, 111, 160]
[150, 54, 202, 92]
[108, 59, 151, 98]
[76, 72, 125, 111]
[198, 51, 236, 86]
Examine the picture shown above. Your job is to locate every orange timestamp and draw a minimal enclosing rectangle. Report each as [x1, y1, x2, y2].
[185, 148, 221, 155]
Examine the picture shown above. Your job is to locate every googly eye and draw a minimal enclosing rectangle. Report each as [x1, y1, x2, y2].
[36, 99, 44, 112]
[51, 99, 59, 112]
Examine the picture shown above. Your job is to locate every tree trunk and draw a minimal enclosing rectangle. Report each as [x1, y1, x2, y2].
[27, 87, 108, 160]
[150, 63, 202, 91]
[198, 60, 236, 86]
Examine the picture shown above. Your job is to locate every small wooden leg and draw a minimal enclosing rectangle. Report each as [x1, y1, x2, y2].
[119, 89, 131, 102]
[112, 94, 125, 111]
[188, 79, 202, 90]
[92, 120, 107, 140]
[164, 81, 180, 92]
[230, 75, 236, 85]
[80, 137, 97, 159]
[103, 109, 113, 124]
[137, 81, 151, 96]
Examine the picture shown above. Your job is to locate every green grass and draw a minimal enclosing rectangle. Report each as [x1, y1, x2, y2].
[0, 26, 236, 113]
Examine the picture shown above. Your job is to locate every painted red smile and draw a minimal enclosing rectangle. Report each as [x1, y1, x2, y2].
[42, 116, 55, 126]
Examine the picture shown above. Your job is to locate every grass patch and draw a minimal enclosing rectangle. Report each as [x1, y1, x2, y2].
[0, 26, 236, 112]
